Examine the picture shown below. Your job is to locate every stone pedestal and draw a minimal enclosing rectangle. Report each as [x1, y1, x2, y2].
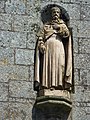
[35, 89, 72, 120]
[38, 89, 71, 99]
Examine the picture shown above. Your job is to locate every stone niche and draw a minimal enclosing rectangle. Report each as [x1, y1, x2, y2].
[34, 4, 73, 120]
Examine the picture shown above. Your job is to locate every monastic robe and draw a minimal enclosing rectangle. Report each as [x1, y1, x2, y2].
[34, 20, 72, 90]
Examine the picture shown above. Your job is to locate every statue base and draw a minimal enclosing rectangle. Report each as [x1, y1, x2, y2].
[38, 89, 71, 99]
[34, 89, 72, 120]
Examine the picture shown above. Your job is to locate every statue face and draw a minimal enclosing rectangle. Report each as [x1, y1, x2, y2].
[51, 7, 60, 20]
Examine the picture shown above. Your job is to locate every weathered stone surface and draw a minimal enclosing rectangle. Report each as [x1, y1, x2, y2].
[79, 38, 90, 53]
[0, 83, 8, 101]
[74, 53, 90, 69]
[0, 31, 27, 48]
[74, 69, 79, 85]
[0, 65, 29, 82]
[27, 32, 36, 49]
[0, 102, 9, 120]
[41, 0, 71, 3]
[9, 80, 36, 99]
[0, 48, 14, 65]
[72, 106, 88, 120]
[5, 0, 26, 14]
[8, 102, 34, 119]
[81, 4, 90, 20]
[74, 69, 90, 86]
[72, 86, 90, 102]
[73, 37, 79, 53]
[0, 1, 5, 13]
[9, 97, 36, 103]
[12, 15, 35, 32]
[29, 65, 34, 82]
[70, 20, 90, 37]
[80, 69, 90, 85]
[15, 49, 34, 65]
[70, 20, 80, 37]
[26, 0, 40, 18]
[0, 13, 12, 31]
[87, 115, 90, 120]
[71, 0, 90, 4]
[78, 21, 90, 37]
[64, 3, 80, 20]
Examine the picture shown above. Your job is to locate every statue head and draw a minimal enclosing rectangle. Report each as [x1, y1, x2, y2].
[51, 6, 61, 20]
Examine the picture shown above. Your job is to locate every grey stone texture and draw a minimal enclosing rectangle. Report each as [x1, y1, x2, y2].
[0, 48, 14, 65]
[0, 1, 5, 13]
[0, 83, 8, 101]
[0, 0, 90, 119]
[15, 49, 34, 65]
[0, 65, 29, 82]
[0, 31, 27, 48]
[9, 80, 36, 99]
[0, 13, 12, 31]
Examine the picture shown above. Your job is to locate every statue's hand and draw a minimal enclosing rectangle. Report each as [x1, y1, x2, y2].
[38, 41, 46, 54]
[39, 44, 46, 54]
[53, 23, 60, 30]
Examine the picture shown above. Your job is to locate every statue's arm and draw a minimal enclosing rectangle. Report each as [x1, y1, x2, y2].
[59, 24, 70, 38]
[36, 28, 46, 54]
[55, 22, 69, 38]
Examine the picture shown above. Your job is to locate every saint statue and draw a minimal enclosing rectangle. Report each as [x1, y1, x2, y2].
[34, 6, 72, 91]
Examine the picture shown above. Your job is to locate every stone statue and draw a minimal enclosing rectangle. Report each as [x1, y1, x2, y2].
[34, 6, 72, 92]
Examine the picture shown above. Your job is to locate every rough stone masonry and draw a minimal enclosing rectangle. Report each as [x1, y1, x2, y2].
[0, 0, 90, 119]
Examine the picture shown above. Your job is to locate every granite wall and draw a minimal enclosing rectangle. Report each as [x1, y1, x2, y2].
[0, 0, 90, 119]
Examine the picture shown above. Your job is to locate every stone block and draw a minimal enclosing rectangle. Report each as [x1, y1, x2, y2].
[74, 53, 90, 69]
[0, 65, 29, 82]
[72, 86, 90, 102]
[72, 106, 87, 120]
[0, 13, 12, 31]
[27, 32, 36, 49]
[0, 48, 14, 65]
[15, 49, 34, 65]
[0, 83, 8, 101]
[70, 20, 80, 37]
[0, 1, 5, 13]
[29, 65, 34, 82]
[26, 0, 40, 18]
[9, 80, 36, 99]
[80, 69, 90, 85]
[41, 0, 71, 3]
[5, 0, 26, 14]
[13, 15, 34, 32]
[70, 20, 90, 37]
[79, 38, 90, 53]
[87, 115, 90, 120]
[0, 102, 9, 120]
[78, 21, 90, 37]
[81, 4, 90, 20]
[73, 37, 79, 53]
[74, 69, 90, 86]
[8, 102, 33, 119]
[71, 0, 90, 4]
[74, 69, 80, 85]
[64, 3, 80, 20]
[0, 31, 27, 48]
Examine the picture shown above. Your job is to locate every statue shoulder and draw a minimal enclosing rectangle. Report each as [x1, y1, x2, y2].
[59, 19, 65, 24]
[36, 27, 44, 38]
